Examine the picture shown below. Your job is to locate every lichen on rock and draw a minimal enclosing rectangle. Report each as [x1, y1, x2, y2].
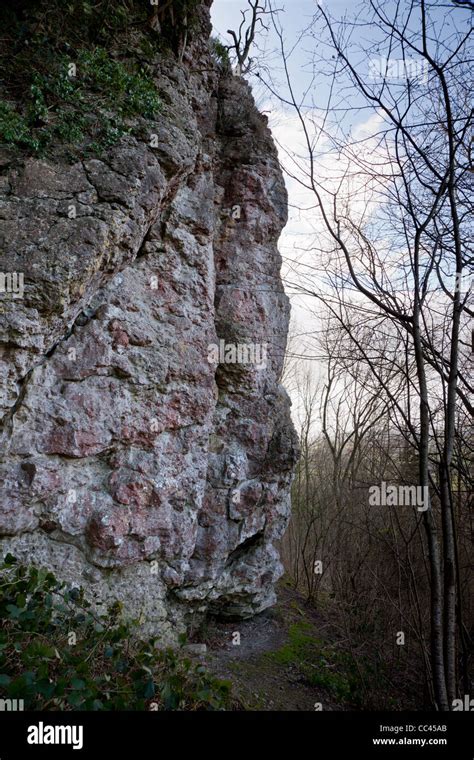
[0, 0, 298, 641]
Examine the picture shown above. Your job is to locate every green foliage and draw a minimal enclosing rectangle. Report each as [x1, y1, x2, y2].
[0, 47, 161, 158]
[305, 649, 355, 702]
[77, 48, 161, 118]
[270, 621, 315, 666]
[210, 37, 231, 68]
[0, 0, 182, 159]
[268, 621, 382, 706]
[0, 555, 231, 711]
[0, 102, 40, 152]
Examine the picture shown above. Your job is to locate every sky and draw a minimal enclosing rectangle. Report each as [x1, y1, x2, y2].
[210, 0, 473, 428]
[210, 1, 384, 422]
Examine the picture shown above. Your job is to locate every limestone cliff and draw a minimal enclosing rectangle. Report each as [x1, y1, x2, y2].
[0, 0, 298, 640]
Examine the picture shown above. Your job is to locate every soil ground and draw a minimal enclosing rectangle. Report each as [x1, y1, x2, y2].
[196, 582, 349, 711]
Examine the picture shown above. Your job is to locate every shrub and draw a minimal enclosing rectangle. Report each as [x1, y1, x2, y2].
[0, 0, 171, 159]
[0, 47, 161, 158]
[210, 37, 231, 69]
[0, 554, 231, 711]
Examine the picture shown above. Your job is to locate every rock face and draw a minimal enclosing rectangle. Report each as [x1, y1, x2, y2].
[0, 1, 298, 639]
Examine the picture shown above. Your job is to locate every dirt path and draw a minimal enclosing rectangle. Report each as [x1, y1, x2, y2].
[198, 584, 348, 711]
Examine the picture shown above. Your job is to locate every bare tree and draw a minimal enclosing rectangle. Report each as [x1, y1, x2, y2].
[270, 0, 472, 710]
[225, 0, 275, 75]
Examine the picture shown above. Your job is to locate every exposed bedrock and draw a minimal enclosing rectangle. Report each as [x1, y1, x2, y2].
[0, 1, 299, 640]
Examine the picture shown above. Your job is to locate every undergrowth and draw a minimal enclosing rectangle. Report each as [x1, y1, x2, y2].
[0, 48, 161, 158]
[0, 554, 231, 711]
[268, 620, 397, 708]
[0, 0, 200, 159]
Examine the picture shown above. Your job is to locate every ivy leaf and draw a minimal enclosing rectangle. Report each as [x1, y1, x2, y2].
[67, 692, 83, 707]
[71, 678, 86, 690]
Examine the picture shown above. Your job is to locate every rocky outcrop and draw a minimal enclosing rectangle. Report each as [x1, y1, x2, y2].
[0, 1, 298, 639]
